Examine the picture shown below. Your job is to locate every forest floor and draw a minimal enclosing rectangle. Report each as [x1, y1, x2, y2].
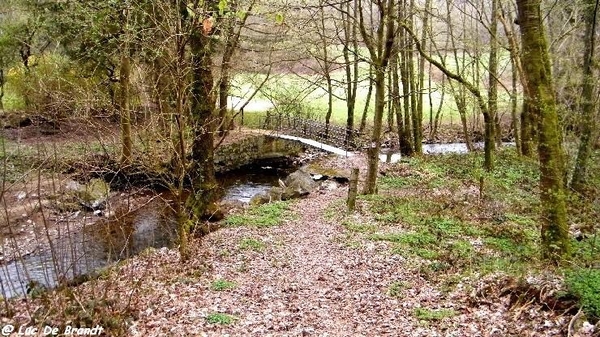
[1, 117, 599, 336]
[2, 147, 599, 336]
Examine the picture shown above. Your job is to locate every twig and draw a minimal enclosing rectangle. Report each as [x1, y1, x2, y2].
[567, 308, 583, 337]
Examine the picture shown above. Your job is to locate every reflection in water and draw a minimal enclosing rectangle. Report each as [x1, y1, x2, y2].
[0, 197, 179, 298]
[218, 166, 290, 203]
[0, 165, 291, 298]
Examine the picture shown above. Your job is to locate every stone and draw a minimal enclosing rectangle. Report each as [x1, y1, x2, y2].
[61, 178, 110, 211]
[284, 169, 317, 193]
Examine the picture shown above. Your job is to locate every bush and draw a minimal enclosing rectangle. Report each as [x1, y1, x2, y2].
[8, 53, 112, 118]
[566, 268, 600, 320]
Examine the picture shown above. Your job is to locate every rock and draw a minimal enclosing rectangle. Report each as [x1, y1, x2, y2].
[311, 174, 326, 181]
[320, 180, 339, 191]
[15, 191, 27, 200]
[220, 199, 246, 214]
[76, 179, 110, 210]
[284, 169, 317, 193]
[250, 187, 284, 205]
[61, 178, 110, 211]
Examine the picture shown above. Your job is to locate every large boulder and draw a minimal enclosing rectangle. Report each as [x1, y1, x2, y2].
[284, 169, 317, 194]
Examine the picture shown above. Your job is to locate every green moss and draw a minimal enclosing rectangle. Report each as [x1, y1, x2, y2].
[210, 279, 236, 291]
[238, 237, 266, 251]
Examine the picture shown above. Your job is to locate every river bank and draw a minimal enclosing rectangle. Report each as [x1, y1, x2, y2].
[2, 149, 598, 336]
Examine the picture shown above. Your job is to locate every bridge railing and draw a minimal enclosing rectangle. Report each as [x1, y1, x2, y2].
[253, 113, 362, 151]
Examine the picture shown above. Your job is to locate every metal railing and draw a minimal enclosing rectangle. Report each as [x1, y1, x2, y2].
[247, 113, 362, 151]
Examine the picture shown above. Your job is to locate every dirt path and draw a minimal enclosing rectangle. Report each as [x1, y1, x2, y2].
[124, 185, 570, 336]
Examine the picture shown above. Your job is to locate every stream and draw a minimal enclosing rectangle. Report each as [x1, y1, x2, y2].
[0, 142, 512, 298]
[380, 142, 515, 163]
[0, 165, 289, 298]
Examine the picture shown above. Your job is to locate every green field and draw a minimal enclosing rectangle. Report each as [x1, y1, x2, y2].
[230, 49, 515, 129]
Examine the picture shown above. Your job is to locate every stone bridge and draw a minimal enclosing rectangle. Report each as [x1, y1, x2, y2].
[241, 113, 362, 152]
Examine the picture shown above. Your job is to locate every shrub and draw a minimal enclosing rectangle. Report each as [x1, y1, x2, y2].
[565, 268, 600, 320]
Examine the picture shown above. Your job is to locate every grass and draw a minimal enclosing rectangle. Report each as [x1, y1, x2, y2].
[209, 279, 236, 291]
[225, 201, 294, 227]
[231, 47, 515, 128]
[205, 313, 236, 325]
[340, 149, 556, 284]
[387, 281, 406, 297]
[238, 237, 266, 251]
[413, 307, 457, 321]
[342, 219, 378, 234]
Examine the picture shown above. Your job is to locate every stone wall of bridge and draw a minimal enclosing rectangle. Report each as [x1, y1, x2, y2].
[214, 134, 304, 173]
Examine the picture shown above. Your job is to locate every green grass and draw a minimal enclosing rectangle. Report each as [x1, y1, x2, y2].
[210, 279, 236, 291]
[238, 237, 266, 251]
[387, 281, 406, 297]
[413, 307, 457, 321]
[343, 149, 550, 280]
[224, 201, 294, 227]
[231, 47, 516, 128]
[205, 313, 236, 325]
[342, 219, 378, 233]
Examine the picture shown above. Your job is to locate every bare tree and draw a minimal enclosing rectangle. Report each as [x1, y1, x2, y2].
[357, 0, 397, 194]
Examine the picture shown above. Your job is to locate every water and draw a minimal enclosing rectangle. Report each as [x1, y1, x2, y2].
[380, 142, 515, 163]
[0, 197, 178, 298]
[0, 166, 290, 298]
[219, 165, 292, 203]
[1, 141, 506, 297]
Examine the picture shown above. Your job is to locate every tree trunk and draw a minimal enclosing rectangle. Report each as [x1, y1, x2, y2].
[358, 0, 396, 194]
[186, 9, 221, 222]
[218, 69, 230, 135]
[452, 84, 474, 151]
[0, 68, 4, 110]
[393, 57, 412, 155]
[432, 76, 446, 140]
[399, 33, 413, 152]
[517, 0, 570, 261]
[571, 0, 599, 193]
[363, 68, 386, 194]
[119, 6, 132, 166]
[387, 68, 394, 132]
[488, 0, 500, 146]
[359, 65, 373, 133]
[510, 51, 521, 154]
[414, 0, 431, 153]
[325, 74, 333, 136]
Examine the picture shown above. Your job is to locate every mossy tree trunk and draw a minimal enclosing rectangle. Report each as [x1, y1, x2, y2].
[571, 0, 599, 194]
[516, 0, 570, 261]
[185, 2, 221, 223]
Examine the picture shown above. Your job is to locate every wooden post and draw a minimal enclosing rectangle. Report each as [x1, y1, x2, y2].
[347, 168, 360, 212]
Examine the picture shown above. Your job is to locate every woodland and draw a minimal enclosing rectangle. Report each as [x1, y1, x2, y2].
[0, 0, 599, 335]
